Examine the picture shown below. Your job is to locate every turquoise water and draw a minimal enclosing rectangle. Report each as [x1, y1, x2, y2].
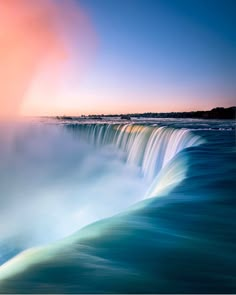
[0, 119, 235, 293]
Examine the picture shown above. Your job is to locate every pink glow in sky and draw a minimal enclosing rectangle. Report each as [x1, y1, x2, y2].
[0, 0, 234, 117]
[0, 0, 95, 118]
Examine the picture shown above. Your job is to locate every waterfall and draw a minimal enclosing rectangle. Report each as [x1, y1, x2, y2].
[66, 123, 204, 188]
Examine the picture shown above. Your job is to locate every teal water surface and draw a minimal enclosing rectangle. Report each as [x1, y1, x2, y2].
[0, 119, 235, 293]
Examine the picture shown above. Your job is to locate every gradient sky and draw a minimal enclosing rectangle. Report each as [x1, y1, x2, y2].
[21, 0, 236, 115]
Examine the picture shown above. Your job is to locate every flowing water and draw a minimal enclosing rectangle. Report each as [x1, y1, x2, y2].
[0, 118, 235, 293]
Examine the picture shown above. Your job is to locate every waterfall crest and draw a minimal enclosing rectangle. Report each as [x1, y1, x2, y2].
[67, 123, 204, 188]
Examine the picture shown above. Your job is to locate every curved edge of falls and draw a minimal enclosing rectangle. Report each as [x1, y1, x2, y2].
[66, 123, 204, 197]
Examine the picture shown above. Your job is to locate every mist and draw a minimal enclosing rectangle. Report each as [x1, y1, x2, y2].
[0, 121, 147, 262]
[0, 0, 95, 118]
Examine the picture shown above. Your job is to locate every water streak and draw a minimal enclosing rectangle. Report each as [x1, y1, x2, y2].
[67, 123, 204, 186]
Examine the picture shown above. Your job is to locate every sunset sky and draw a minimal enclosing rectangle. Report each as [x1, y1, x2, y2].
[1, 0, 235, 117]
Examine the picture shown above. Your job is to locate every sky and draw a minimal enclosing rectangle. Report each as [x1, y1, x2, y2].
[1, 0, 235, 116]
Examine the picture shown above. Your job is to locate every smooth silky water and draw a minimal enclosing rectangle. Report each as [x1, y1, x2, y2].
[0, 118, 235, 293]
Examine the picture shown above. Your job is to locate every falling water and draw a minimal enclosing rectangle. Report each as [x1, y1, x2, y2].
[67, 123, 204, 183]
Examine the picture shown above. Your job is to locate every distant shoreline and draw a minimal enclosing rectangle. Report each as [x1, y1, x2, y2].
[55, 106, 236, 120]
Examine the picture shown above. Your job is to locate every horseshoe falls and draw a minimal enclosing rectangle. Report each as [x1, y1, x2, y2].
[0, 119, 235, 293]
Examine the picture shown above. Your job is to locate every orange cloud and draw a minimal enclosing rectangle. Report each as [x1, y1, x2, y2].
[0, 0, 95, 118]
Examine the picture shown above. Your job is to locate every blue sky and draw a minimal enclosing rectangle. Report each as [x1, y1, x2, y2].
[74, 0, 235, 113]
[22, 0, 236, 115]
